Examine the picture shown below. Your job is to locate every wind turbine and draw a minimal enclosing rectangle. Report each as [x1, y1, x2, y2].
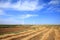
[22, 18, 25, 25]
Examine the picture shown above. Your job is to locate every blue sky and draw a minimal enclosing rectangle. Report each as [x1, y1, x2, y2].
[0, 0, 60, 24]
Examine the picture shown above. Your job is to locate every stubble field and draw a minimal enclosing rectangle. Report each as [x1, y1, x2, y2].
[0, 25, 60, 40]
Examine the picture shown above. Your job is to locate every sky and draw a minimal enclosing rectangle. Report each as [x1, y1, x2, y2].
[0, 0, 60, 24]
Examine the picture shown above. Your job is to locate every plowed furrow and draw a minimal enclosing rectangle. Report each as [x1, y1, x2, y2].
[0, 30, 33, 39]
[40, 28, 53, 40]
[0, 27, 46, 39]
[29, 33, 43, 40]
[29, 28, 50, 40]
[20, 28, 49, 40]
[1, 27, 46, 40]
[55, 29, 60, 40]
[46, 29, 55, 40]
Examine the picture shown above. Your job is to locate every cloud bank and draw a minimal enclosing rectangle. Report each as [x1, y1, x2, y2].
[0, 0, 43, 11]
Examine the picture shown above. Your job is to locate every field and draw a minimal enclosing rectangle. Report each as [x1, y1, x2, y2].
[0, 25, 60, 40]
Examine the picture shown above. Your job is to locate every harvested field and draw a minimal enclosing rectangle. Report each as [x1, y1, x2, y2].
[0, 27, 32, 34]
[0, 25, 60, 40]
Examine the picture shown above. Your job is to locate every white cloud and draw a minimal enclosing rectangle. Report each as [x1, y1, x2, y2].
[0, 0, 44, 11]
[0, 9, 11, 16]
[0, 14, 38, 24]
[0, 9, 14, 16]
[0, 10, 5, 15]
[0, 17, 23, 24]
[43, 0, 60, 13]
[49, 0, 60, 5]
[19, 14, 38, 19]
